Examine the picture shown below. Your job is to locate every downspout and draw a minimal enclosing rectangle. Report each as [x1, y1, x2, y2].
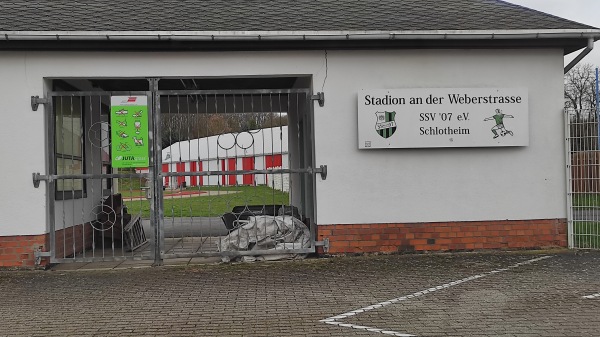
[565, 37, 595, 74]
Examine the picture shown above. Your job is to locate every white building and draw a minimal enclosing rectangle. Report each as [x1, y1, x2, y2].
[138, 126, 289, 189]
[0, 0, 599, 266]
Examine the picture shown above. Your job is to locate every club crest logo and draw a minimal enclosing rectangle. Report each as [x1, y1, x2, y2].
[375, 111, 397, 139]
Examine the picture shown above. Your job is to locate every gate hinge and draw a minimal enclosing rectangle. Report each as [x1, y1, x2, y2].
[32, 172, 51, 188]
[315, 238, 330, 252]
[311, 92, 325, 107]
[31, 96, 49, 111]
[34, 250, 51, 266]
[315, 165, 327, 180]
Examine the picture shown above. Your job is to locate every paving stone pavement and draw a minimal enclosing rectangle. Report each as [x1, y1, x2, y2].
[0, 251, 599, 336]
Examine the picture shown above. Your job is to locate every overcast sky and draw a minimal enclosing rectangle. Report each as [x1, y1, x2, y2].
[506, 0, 600, 67]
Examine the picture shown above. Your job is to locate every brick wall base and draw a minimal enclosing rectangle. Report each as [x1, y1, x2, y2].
[1, 219, 568, 266]
[318, 219, 567, 254]
[0, 235, 46, 268]
[0, 223, 94, 268]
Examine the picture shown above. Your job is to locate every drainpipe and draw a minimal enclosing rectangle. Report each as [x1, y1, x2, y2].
[565, 38, 595, 74]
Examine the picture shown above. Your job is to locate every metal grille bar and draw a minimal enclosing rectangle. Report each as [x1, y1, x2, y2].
[566, 108, 600, 250]
[158, 90, 317, 260]
[46, 92, 153, 263]
[42, 84, 320, 264]
[162, 167, 325, 177]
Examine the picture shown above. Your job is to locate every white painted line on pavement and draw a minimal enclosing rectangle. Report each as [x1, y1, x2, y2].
[323, 320, 416, 337]
[320, 255, 553, 336]
[583, 293, 600, 299]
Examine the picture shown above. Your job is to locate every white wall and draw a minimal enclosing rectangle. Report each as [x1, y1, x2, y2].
[0, 50, 326, 235]
[316, 49, 566, 224]
[0, 48, 566, 235]
[0, 53, 47, 235]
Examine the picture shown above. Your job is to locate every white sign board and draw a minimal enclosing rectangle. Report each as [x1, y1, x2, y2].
[358, 88, 529, 149]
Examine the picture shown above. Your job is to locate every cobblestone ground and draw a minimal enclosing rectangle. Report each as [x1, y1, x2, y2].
[0, 251, 599, 336]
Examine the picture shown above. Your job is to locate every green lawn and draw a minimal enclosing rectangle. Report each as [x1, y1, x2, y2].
[573, 221, 600, 249]
[571, 193, 600, 248]
[572, 194, 600, 207]
[125, 185, 289, 218]
[117, 176, 147, 198]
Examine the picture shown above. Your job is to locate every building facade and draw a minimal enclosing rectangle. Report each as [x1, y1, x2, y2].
[0, 0, 599, 267]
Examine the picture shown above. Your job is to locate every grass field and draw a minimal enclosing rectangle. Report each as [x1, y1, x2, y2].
[573, 221, 600, 249]
[124, 185, 289, 218]
[571, 193, 600, 248]
[118, 178, 147, 198]
[572, 193, 600, 207]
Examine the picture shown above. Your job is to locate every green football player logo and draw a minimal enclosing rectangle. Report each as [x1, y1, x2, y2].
[484, 109, 514, 139]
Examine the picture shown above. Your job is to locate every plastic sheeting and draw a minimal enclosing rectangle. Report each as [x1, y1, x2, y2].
[218, 215, 310, 262]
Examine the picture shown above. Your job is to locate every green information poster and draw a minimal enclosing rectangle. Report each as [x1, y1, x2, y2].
[110, 96, 149, 168]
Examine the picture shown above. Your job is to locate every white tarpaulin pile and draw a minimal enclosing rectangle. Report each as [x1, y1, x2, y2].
[218, 215, 310, 262]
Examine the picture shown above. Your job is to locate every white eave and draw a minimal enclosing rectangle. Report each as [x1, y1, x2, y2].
[1, 29, 600, 41]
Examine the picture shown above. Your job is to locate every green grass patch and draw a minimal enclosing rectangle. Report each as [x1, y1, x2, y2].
[125, 185, 289, 218]
[117, 177, 146, 197]
[572, 194, 600, 207]
[573, 221, 600, 249]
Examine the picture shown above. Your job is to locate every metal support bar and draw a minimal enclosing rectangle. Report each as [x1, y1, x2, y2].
[34, 250, 51, 266]
[150, 78, 164, 267]
[162, 248, 316, 259]
[32, 172, 150, 182]
[565, 37, 595, 74]
[565, 108, 574, 249]
[32, 172, 48, 188]
[35, 166, 329, 188]
[156, 88, 310, 95]
[162, 167, 327, 177]
[311, 92, 325, 107]
[315, 238, 330, 252]
[319, 165, 327, 180]
[47, 90, 150, 97]
[31, 96, 49, 111]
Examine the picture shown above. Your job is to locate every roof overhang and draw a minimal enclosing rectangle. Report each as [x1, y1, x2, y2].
[1, 29, 599, 53]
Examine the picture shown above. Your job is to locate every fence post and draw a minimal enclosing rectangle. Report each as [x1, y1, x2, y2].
[596, 68, 599, 151]
[565, 109, 574, 248]
[149, 78, 164, 266]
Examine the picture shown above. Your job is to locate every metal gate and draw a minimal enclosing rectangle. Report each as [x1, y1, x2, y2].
[33, 79, 325, 264]
[566, 108, 600, 249]
[154, 88, 323, 262]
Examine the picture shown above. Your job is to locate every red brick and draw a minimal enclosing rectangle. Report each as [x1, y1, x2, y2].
[415, 233, 429, 239]
[316, 219, 567, 254]
[380, 246, 398, 253]
[459, 237, 476, 244]
[318, 229, 332, 237]
[0, 254, 17, 261]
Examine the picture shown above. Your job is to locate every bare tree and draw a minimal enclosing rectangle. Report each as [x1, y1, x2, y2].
[565, 63, 597, 114]
[566, 64, 599, 151]
[160, 111, 289, 148]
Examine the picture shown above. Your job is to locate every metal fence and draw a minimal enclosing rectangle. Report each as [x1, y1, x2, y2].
[156, 89, 319, 261]
[566, 108, 600, 249]
[38, 92, 154, 263]
[35, 83, 324, 264]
